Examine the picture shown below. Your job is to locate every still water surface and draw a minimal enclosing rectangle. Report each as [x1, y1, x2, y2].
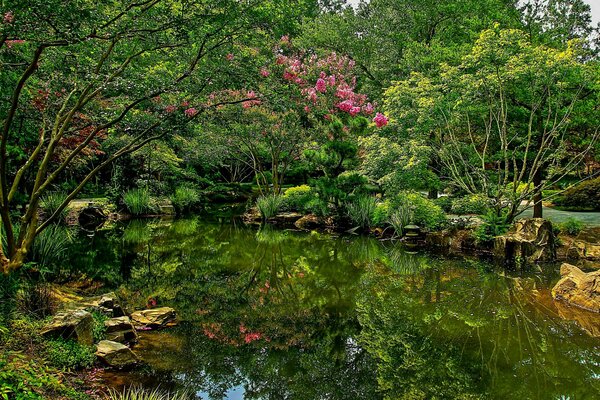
[68, 214, 600, 399]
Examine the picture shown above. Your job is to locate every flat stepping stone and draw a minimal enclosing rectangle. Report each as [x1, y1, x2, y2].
[95, 340, 139, 369]
[130, 307, 176, 329]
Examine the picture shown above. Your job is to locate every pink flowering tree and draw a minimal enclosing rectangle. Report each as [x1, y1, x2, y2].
[203, 38, 388, 200]
[268, 41, 388, 208]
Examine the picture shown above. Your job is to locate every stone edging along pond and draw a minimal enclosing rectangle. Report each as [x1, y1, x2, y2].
[40, 291, 178, 370]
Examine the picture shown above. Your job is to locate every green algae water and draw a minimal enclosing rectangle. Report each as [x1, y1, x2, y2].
[67, 214, 600, 399]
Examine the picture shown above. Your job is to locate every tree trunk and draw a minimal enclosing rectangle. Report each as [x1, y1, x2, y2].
[533, 166, 543, 218]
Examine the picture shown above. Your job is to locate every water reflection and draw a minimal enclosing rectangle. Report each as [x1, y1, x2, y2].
[67, 217, 600, 399]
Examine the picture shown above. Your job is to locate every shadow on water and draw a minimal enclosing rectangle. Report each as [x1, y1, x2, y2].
[66, 215, 600, 400]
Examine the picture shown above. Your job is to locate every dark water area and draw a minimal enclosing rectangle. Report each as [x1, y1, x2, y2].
[66, 211, 600, 400]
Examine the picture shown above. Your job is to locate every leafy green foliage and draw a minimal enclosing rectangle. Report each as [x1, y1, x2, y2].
[553, 177, 600, 211]
[451, 194, 491, 215]
[44, 338, 96, 370]
[559, 218, 584, 236]
[474, 211, 511, 243]
[29, 225, 72, 272]
[91, 311, 108, 343]
[389, 192, 446, 230]
[123, 188, 155, 216]
[0, 352, 90, 400]
[282, 185, 314, 212]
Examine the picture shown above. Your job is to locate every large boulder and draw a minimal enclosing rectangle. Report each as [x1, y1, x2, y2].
[104, 316, 138, 343]
[494, 218, 556, 264]
[130, 307, 176, 329]
[40, 309, 94, 346]
[95, 340, 139, 369]
[552, 263, 600, 312]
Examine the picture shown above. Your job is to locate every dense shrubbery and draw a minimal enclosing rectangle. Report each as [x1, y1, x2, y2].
[282, 185, 314, 211]
[553, 177, 600, 211]
[450, 194, 490, 215]
[389, 192, 446, 231]
[558, 218, 584, 236]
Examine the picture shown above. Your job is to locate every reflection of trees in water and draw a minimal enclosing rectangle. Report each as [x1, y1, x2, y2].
[69, 218, 600, 399]
[357, 262, 600, 399]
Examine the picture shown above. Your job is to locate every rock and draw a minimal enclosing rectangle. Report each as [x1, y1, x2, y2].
[41, 309, 94, 346]
[95, 340, 139, 368]
[294, 215, 323, 231]
[554, 298, 600, 337]
[83, 292, 125, 317]
[104, 316, 138, 343]
[78, 206, 107, 231]
[566, 240, 600, 261]
[494, 218, 556, 264]
[552, 263, 600, 312]
[130, 307, 176, 329]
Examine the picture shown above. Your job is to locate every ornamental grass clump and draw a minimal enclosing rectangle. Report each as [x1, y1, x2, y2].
[256, 194, 284, 220]
[346, 195, 377, 229]
[171, 186, 201, 213]
[39, 191, 69, 222]
[108, 387, 190, 400]
[123, 188, 154, 216]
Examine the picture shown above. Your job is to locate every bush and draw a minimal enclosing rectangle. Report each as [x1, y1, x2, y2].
[256, 194, 284, 220]
[389, 192, 446, 231]
[559, 218, 584, 236]
[282, 185, 314, 211]
[473, 211, 511, 243]
[372, 201, 390, 227]
[346, 196, 377, 229]
[434, 196, 453, 213]
[39, 191, 69, 222]
[123, 188, 155, 215]
[553, 177, 600, 211]
[108, 387, 190, 400]
[450, 194, 490, 215]
[171, 186, 201, 213]
[44, 338, 96, 370]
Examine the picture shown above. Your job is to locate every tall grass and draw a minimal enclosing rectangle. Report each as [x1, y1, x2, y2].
[39, 191, 69, 222]
[108, 387, 190, 400]
[123, 188, 154, 215]
[388, 207, 413, 237]
[29, 224, 72, 271]
[170, 186, 200, 213]
[346, 196, 377, 229]
[256, 194, 284, 220]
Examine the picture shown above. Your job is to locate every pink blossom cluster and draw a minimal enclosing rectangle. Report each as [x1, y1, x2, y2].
[242, 90, 261, 109]
[184, 107, 198, 117]
[275, 50, 387, 125]
[373, 112, 389, 127]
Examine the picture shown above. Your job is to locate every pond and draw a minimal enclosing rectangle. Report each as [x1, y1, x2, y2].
[66, 212, 600, 400]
